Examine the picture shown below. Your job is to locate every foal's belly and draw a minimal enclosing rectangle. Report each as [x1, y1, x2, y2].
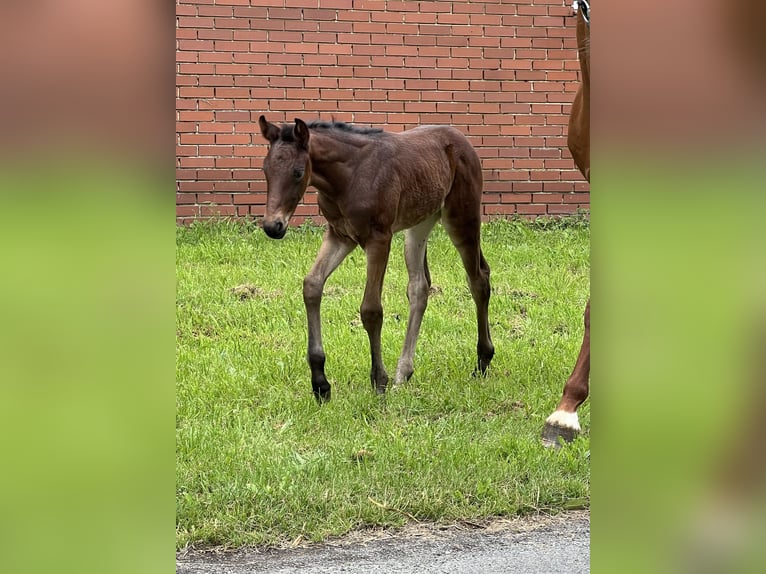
[391, 179, 450, 232]
[392, 199, 444, 233]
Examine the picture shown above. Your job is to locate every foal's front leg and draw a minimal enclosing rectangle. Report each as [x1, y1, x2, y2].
[360, 234, 392, 394]
[303, 228, 356, 402]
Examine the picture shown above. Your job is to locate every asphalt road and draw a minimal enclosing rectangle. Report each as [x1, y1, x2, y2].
[176, 511, 589, 574]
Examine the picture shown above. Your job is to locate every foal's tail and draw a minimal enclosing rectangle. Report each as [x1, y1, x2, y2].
[443, 131, 484, 228]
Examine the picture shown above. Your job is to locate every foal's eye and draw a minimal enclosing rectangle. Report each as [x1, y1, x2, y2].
[292, 168, 304, 180]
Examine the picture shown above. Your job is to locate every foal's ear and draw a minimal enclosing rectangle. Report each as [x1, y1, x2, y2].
[258, 115, 280, 143]
[293, 118, 310, 151]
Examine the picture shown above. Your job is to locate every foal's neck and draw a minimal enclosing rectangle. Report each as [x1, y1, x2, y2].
[308, 131, 370, 196]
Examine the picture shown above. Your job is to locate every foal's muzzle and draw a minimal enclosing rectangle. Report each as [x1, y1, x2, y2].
[263, 219, 287, 240]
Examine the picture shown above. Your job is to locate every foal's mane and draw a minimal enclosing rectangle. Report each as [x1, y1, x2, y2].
[307, 120, 383, 136]
[278, 120, 384, 143]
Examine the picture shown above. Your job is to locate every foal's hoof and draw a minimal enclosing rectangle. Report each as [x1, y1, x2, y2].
[471, 364, 490, 378]
[370, 369, 389, 396]
[541, 411, 581, 449]
[312, 383, 331, 403]
[393, 368, 413, 386]
[476, 347, 495, 375]
[473, 354, 494, 378]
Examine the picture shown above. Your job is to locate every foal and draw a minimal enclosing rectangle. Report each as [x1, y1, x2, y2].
[542, 0, 591, 446]
[258, 116, 494, 401]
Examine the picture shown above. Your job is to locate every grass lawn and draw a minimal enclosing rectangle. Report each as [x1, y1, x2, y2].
[176, 217, 590, 550]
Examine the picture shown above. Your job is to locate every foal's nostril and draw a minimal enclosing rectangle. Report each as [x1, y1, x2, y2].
[263, 219, 287, 239]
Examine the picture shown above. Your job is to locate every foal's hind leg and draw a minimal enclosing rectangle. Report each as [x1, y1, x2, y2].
[395, 213, 440, 385]
[442, 215, 494, 376]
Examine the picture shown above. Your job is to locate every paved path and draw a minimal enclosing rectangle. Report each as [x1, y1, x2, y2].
[177, 511, 589, 574]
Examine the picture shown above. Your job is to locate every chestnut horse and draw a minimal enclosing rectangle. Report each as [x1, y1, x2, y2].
[542, 0, 591, 447]
[258, 116, 494, 401]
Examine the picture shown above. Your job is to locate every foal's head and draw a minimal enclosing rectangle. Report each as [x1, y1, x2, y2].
[258, 116, 312, 239]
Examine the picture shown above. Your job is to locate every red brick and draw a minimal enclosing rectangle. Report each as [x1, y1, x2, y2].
[179, 157, 215, 169]
[516, 204, 547, 215]
[176, 193, 196, 204]
[178, 17, 214, 29]
[194, 4, 231, 15]
[318, 0, 352, 8]
[305, 100, 343, 111]
[484, 204, 517, 215]
[213, 40, 250, 52]
[548, 204, 578, 215]
[233, 193, 267, 205]
[215, 158, 251, 169]
[410, 57, 442, 70]
[216, 134, 251, 144]
[215, 181, 250, 192]
[176, 76, 198, 87]
[177, 5, 197, 17]
[200, 205, 237, 217]
[421, 68, 454, 80]
[178, 63, 215, 75]
[563, 193, 590, 204]
[177, 205, 201, 218]
[197, 193, 234, 204]
[177, 181, 211, 193]
[180, 134, 214, 145]
[232, 6, 267, 17]
[199, 52, 234, 63]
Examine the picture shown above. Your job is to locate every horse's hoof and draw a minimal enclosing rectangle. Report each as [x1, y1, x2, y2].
[370, 370, 389, 395]
[313, 385, 331, 403]
[476, 347, 494, 374]
[393, 369, 413, 386]
[541, 410, 581, 448]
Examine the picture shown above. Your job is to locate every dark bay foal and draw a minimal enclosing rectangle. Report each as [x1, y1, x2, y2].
[542, 0, 591, 446]
[258, 116, 494, 401]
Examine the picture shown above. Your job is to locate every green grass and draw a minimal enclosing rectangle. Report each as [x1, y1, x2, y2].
[176, 217, 590, 550]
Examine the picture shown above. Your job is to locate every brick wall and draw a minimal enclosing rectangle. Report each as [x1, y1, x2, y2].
[176, 0, 590, 224]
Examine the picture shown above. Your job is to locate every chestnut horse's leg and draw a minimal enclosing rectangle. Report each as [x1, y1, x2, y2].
[395, 213, 440, 385]
[303, 227, 357, 402]
[360, 233, 393, 394]
[542, 299, 590, 447]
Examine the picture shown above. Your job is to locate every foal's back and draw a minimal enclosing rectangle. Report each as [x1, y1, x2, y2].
[392, 125, 481, 181]
[370, 125, 483, 232]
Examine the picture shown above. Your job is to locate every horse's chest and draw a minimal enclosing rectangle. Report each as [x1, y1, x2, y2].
[318, 197, 361, 241]
[328, 218, 358, 242]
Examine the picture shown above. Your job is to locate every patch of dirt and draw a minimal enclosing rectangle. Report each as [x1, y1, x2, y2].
[492, 287, 540, 299]
[553, 323, 570, 335]
[484, 400, 526, 420]
[324, 285, 350, 298]
[509, 315, 527, 336]
[230, 284, 281, 300]
[428, 285, 443, 297]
